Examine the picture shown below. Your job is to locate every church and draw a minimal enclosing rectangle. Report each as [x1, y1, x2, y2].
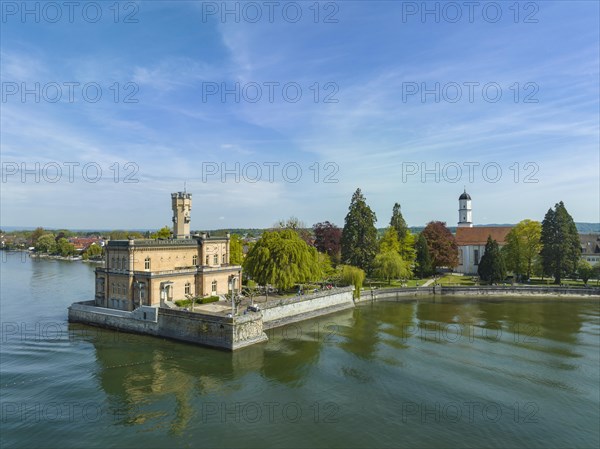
[93, 192, 242, 310]
[454, 190, 513, 275]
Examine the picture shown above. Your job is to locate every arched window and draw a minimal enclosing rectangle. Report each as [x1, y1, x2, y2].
[222, 254, 227, 264]
[145, 257, 150, 270]
[211, 280, 217, 293]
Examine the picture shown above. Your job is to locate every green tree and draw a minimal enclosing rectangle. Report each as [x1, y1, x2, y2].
[390, 202, 409, 241]
[373, 251, 411, 284]
[477, 236, 506, 283]
[56, 238, 76, 257]
[151, 226, 172, 239]
[577, 259, 595, 284]
[421, 221, 458, 271]
[337, 265, 365, 299]
[503, 219, 542, 280]
[399, 231, 416, 265]
[415, 233, 433, 278]
[35, 234, 57, 254]
[379, 227, 400, 253]
[341, 188, 378, 273]
[243, 229, 320, 290]
[317, 252, 335, 280]
[540, 202, 581, 284]
[229, 234, 244, 265]
[83, 243, 103, 260]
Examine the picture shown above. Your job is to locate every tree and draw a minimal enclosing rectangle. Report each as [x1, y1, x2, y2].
[317, 252, 335, 280]
[341, 188, 378, 273]
[399, 231, 417, 265]
[56, 238, 76, 257]
[379, 227, 400, 253]
[478, 236, 506, 283]
[577, 260, 595, 284]
[373, 251, 411, 284]
[276, 216, 312, 245]
[243, 229, 321, 290]
[313, 221, 342, 264]
[109, 230, 144, 240]
[540, 202, 581, 284]
[83, 243, 103, 260]
[421, 221, 458, 271]
[35, 234, 57, 254]
[415, 233, 433, 278]
[151, 226, 172, 239]
[390, 202, 409, 241]
[503, 219, 542, 280]
[229, 234, 243, 265]
[30, 227, 45, 246]
[337, 265, 365, 299]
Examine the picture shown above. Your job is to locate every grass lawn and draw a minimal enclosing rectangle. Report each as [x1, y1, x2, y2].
[437, 275, 477, 286]
[523, 278, 598, 288]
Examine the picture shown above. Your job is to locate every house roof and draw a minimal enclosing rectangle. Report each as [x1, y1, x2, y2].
[580, 234, 600, 255]
[455, 226, 513, 246]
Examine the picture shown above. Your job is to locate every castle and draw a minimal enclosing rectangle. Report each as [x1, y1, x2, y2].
[93, 192, 242, 310]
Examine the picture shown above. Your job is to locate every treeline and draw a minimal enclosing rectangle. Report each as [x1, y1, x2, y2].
[242, 189, 598, 291]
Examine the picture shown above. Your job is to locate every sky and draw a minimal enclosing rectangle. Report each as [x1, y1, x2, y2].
[1, 0, 599, 230]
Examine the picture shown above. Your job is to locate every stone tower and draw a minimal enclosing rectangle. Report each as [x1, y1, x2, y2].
[458, 189, 473, 228]
[171, 191, 192, 238]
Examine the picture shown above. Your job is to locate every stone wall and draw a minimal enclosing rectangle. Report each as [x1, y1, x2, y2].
[68, 302, 267, 350]
[260, 287, 355, 329]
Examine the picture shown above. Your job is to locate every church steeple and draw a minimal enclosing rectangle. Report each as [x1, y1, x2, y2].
[458, 189, 473, 228]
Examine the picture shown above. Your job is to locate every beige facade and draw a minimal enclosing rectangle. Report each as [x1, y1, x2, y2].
[94, 191, 242, 311]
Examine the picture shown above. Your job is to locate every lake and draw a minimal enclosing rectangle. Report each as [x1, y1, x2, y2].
[1, 252, 599, 448]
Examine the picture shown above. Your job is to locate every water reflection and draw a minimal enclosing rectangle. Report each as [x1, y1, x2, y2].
[81, 297, 597, 438]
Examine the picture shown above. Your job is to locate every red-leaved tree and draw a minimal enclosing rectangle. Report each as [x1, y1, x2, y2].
[421, 221, 459, 271]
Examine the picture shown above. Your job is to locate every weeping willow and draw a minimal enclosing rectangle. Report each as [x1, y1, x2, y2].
[243, 229, 322, 290]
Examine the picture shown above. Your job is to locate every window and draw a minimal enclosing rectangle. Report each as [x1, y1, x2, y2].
[185, 283, 191, 295]
[213, 254, 218, 265]
[145, 257, 150, 270]
[111, 282, 115, 294]
[222, 254, 227, 264]
[192, 255, 198, 265]
[111, 257, 115, 268]
[206, 255, 209, 265]
[474, 249, 480, 266]
[211, 280, 217, 293]
[122, 257, 127, 270]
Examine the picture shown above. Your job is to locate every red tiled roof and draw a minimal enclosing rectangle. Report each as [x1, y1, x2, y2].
[455, 226, 512, 246]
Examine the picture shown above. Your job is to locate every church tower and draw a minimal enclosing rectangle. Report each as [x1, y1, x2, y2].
[458, 189, 473, 228]
[171, 191, 192, 238]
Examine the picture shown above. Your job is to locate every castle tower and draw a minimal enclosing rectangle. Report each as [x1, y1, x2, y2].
[458, 189, 473, 228]
[171, 192, 192, 238]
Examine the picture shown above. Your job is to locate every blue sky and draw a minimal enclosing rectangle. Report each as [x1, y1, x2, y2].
[1, 0, 599, 230]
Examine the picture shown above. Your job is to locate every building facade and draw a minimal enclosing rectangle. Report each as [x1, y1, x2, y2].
[454, 190, 512, 275]
[580, 234, 600, 265]
[94, 192, 242, 310]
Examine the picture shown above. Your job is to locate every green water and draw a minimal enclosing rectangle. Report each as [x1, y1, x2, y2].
[1, 252, 599, 448]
